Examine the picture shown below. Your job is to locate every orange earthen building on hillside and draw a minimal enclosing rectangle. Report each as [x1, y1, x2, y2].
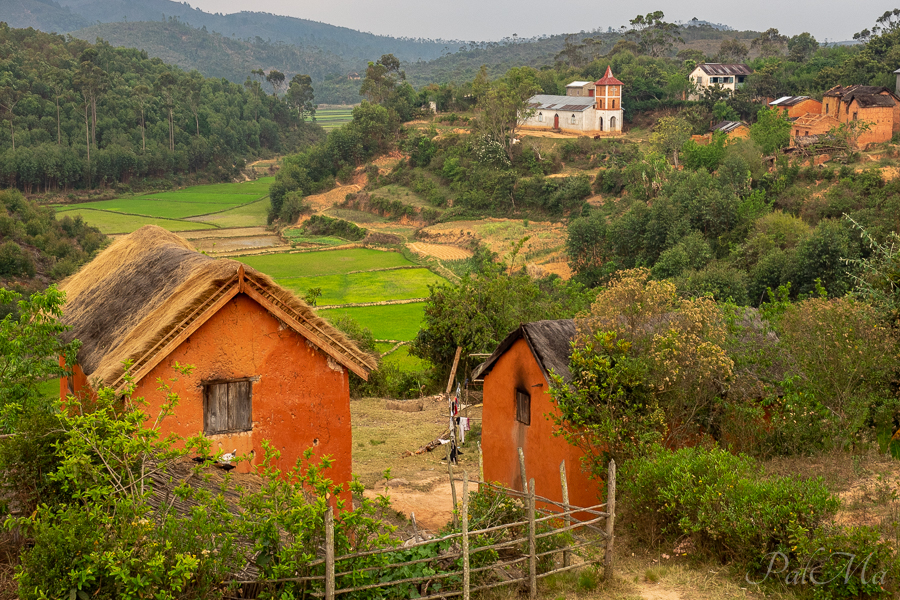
[59, 226, 376, 490]
[473, 320, 598, 511]
[821, 85, 900, 146]
[769, 96, 823, 120]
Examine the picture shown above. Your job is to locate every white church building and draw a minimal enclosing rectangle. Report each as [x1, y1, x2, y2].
[520, 66, 624, 135]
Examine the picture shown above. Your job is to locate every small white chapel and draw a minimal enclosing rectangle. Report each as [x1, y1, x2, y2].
[519, 66, 624, 135]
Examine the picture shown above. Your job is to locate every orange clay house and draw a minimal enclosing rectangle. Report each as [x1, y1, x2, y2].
[59, 226, 376, 489]
[821, 85, 900, 146]
[473, 320, 597, 511]
[768, 96, 823, 120]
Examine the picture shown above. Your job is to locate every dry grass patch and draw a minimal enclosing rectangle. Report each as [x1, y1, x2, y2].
[419, 218, 568, 274]
[350, 395, 482, 488]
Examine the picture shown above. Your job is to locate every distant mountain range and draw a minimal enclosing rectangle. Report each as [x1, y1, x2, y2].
[4, 0, 455, 62]
[0, 0, 764, 104]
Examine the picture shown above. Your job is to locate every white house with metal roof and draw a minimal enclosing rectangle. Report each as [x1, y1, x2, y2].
[688, 63, 752, 99]
[520, 66, 624, 135]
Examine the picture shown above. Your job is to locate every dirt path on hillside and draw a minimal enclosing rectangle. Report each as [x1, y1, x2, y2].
[636, 585, 683, 600]
[407, 242, 473, 261]
[364, 478, 478, 532]
[303, 184, 362, 215]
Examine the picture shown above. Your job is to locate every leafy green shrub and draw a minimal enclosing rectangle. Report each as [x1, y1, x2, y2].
[0, 240, 35, 277]
[622, 445, 838, 566]
[772, 296, 898, 450]
[302, 214, 366, 241]
[676, 262, 749, 305]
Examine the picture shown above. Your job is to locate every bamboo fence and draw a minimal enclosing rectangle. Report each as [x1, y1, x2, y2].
[232, 459, 616, 600]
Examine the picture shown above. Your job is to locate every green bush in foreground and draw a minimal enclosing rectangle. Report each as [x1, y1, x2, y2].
[623, 446, 896, 598]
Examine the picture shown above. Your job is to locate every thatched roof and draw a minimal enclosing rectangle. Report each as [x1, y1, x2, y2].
[472, 319, 576, 384]
[61, 226, 377, 391]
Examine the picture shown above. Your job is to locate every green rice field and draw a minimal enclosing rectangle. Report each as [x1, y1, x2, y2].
[238, 248, 414, 279]
[240, 248, 435, 345]
[56, 209, 218, 234]
[278, 268, 442, 305]
[53, 178, 274, 233]
[316, 107, 354, 131]
[319, 303, 426, 341]
[381, 345, 430, 371]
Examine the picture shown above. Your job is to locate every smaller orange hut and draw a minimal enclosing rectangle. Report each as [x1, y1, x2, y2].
[473, 320, 597, 510]
[769, 96, 822, 120]
[59, 226, 376, 490]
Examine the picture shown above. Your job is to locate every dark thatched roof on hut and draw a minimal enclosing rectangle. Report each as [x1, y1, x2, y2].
[60, 225, 377, 391]
[472, 319, 576, 384]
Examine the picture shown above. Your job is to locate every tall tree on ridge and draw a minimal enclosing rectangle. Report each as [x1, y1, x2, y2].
[133, 84, 150, 152]
[155, 71, 177, 153]
[266, 69, 286, 97]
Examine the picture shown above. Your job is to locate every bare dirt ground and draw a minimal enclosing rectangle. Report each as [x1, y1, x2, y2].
[178, 226, 270, 239]
[191, 235, 283, 253]
[352, 395, 483, 531]
[419, 218, 570, 277]
[407, 242, 473, 261]
[303, 184, 362, 215]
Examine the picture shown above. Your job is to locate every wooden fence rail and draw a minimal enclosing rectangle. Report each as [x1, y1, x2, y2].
[234, 459, 615, 600]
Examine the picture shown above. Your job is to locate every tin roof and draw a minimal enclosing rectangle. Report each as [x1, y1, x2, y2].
[696, 63, 753, 76]
[769, 96, 817, 107]
[595, 66, 623, 86]
[566, 81, 592, 87]
[710, 120, 748, 134]
[527, 94, 596, 112]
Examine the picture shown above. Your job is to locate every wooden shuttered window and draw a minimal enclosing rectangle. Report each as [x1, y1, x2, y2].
[515, 389, 531, 426]
[204, 380, 253, 434]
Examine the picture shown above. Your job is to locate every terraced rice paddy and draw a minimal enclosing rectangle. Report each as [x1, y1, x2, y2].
[239, 249, 439, 362]
[53, 178, 274, 233]
[277, 268, 442, 306]
[238, 248, 413, 278]
[318, 303, 426, 342]
[316, 107, 355, 131]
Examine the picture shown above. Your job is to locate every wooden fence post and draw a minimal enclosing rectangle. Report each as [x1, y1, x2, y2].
[325, 506, 335, 600]
[478, 441, 484, 482]
[604, 459, 616, 581]
[559, 460, 570, 568]
[448, 458, 458, 527]
[528, 478, 536, 600]
[462, 471, 470, 600]
[518, 447, 528, 494]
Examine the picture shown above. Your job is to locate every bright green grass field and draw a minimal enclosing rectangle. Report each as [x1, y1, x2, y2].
[382, 344, 431, 371]
[57, 199, 229, 219]
[239, 249, 414, 279]
[192, 199, 268, 228]
[318, 302, 425, 341]
[317, 108, 353, 131]
[55, 209, 216, 234]
[278, 268, 443, 305]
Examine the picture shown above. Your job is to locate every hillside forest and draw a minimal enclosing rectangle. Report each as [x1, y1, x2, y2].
[9, 8, 900, 600]
[0, 25, 323, 193]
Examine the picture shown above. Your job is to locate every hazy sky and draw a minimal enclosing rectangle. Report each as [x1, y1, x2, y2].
[185, 0, 888, 43]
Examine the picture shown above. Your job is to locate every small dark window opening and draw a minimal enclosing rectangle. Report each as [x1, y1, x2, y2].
[204, 379, 253, 434]
[515, 389, 531, 426]
[853, 112, 858, 121]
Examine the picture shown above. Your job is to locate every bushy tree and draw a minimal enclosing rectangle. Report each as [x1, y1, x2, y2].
[749, 107, 791, 154]
[0, 286, 78, 432]
[411, 262, 591, 378]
